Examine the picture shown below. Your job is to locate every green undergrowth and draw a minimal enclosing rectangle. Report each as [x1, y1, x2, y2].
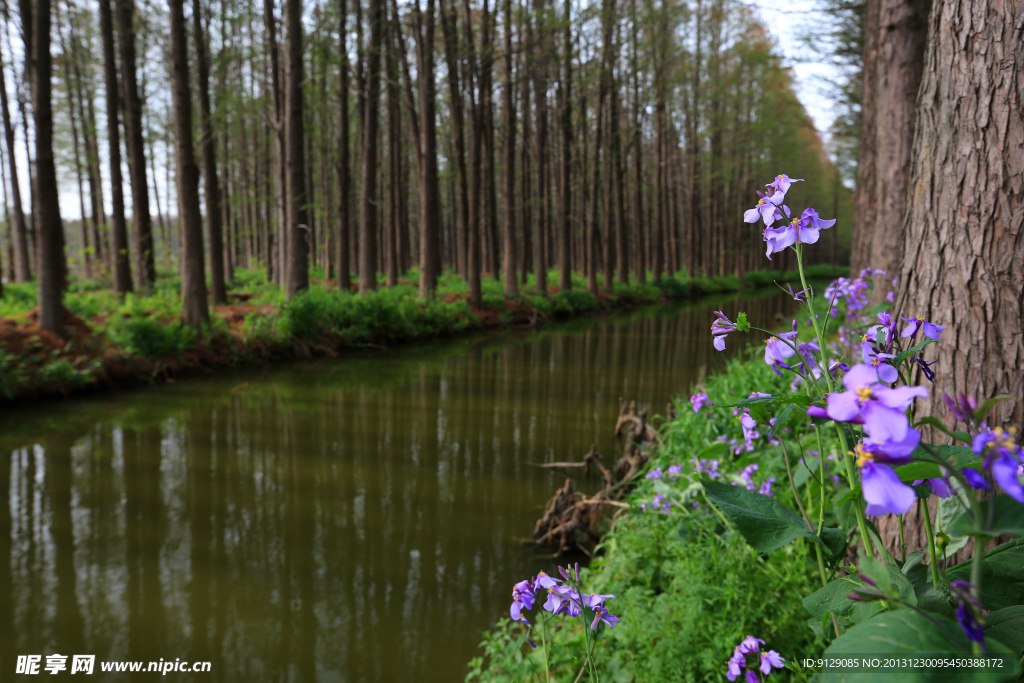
[467, 337, 831, 681]
[0, 265, 841, 401]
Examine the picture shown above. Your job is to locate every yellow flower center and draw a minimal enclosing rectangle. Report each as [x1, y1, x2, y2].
[854, 444, 873, 469]
[871, 358, 881, 367]
[861, 333, 869, 342]
[856, 386, 873, 403]
[757, 198, 767, 207]
[992, 427, 1019, 451]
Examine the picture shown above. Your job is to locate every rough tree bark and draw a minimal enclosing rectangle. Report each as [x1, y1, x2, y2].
[501, 0, 517, 297]
[880, 0, 1024, 560]
[168, 0, 210, 327]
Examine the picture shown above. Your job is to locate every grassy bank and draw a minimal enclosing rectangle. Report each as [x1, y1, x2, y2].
[0, 264, 839, 402]
[466, 339, 829, 681]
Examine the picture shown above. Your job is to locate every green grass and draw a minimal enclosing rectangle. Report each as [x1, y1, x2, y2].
[466, 343, 830, 681]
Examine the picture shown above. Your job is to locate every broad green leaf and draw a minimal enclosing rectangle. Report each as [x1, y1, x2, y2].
[985, 606, 1024, 659]
[859, 555, 917, 607]
[893, 338, 934, 366]
[893, 445, 980, 483]
[817, 609, 1018, 682]
[702, 478, 843, 557]
[802, 575, 884, 626]
[947, 539, 1024, 611]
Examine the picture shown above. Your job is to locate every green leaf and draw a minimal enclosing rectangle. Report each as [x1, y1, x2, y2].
[722, 394, 813, 409]
[973, 395, 1016, 423]
[984, 606, 1024, 659]
[949, 494, 1024, 538]
[702, 478, 843, 557]
[818, 609, 1019, 682]
[802, 575, 884, 626]
[913, 416, 970, 444]
[892, 338, 934, 366]
[735, 311, 749, 332]
[859, 555, 917, 607]
[947, 539, 1024, 611]
[697, 441, 730, 460]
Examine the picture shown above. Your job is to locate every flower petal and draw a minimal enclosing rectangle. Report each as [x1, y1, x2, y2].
[862, 461, 916, 516]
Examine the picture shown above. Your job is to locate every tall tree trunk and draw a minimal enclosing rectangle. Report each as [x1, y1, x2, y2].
[359, 0, 383, 294]
[263, 0, 286, 286]
[32, 0, 64, 334]
[440, 0, 468, 279]
[557, 0, 571, 292]
[531, 0, 548, 297]
[0, 29, 29, 282]
[285, 0, 309, 295]
[864, 0, 931, 293]
[850, 0, 880, 276]
[192, 0, 227, 303]
[501, 0, 517, 297]
[99, 0, 133, 294]
[337, 0, 352, 290]
[414, 0, 440, 298]
[115, 0, 156, 288]
[169, 0, 210, 327]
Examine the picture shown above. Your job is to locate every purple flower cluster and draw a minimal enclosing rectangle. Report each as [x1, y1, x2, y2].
[509, 566, 620, 631]
[967, 426, 1024, 502]
[743, 174, 835, 260]
[808, 363, 928, 515]
[692, 457, 722, 479]
[727, 636, 785, 682]
[691, 392, 713, 414]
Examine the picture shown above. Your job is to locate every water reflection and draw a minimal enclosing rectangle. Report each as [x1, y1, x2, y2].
[0, 292, 796, 681]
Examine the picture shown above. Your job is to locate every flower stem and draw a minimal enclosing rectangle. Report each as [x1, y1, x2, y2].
[920, 498, 942, 586]
[540, 612, 551, 679]
[834, 423, 875, 560]
[795, 246, 833, 394]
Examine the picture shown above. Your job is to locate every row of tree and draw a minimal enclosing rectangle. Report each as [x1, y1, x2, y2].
[1, 0, 847, 335]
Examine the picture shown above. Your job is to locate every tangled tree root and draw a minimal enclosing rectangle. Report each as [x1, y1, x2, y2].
[532, 398, 660, 555]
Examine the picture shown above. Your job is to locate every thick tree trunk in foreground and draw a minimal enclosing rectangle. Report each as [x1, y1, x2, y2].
[116, 0, 156, 289]
[100, 0, 133, 294]
[878, 0, 1024, 561]
[169, 0, 209, 327]
[33, 0, 64, 334]
[895, 0, 1024, 426]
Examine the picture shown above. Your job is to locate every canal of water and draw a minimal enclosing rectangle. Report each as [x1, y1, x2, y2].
[0, 289, 798, 681]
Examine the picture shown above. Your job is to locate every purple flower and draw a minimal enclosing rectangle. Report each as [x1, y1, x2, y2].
[951, 581, 985, 648]
[667, 464, 684, 479]
[691, 392, 712, 413]
[860, 341, 899, 383]
[738, 636, 764, 655]
[646, 467, 664, 480]
[796, 207, 836, 243]
[712, 311, 738, 351]
[901, 317, 945, 341]
[915, 357, 938, 383]
[510, 579, 537, 624]
[760, 650, 785, 674]
[942, 392, 978, 424]
[972, 427, 1024, 503]
[744, 190, 787, 226]
[786, 283, 810, 302]
[807, 364, 927, 445]
[856, 443, 916, 516]
[912, 477, 951, 499]
[963, 468, 991, 491]
[759, 477, 776, 497]
[767, 174, 804, 196]
[765, 331, 799, 375]
[692, 458, 721, 479]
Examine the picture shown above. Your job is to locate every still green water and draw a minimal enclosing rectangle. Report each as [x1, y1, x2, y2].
[0, 292, 796, 681]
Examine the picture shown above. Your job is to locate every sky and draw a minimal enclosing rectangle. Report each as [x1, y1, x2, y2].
[748, 0, 842, 142]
